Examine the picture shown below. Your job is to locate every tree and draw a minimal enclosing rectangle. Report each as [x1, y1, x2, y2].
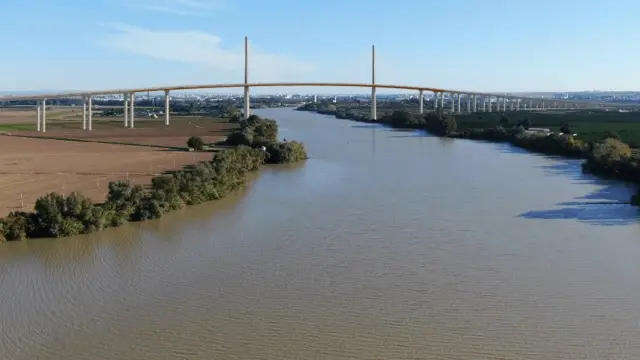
[424, 111, 456, 136]
[187, 136, 205, 151]
[229, 113, 243, 123]
[499, 115, 510, 124]
[603, 131, 621, 140]
[591, 138, 632, 164]
[441, 114, 457, 135]
[521, 117, 532, 130]
[560, 123, 572, 134]
[388, 110, 414, 127]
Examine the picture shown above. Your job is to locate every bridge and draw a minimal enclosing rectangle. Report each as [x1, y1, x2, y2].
[0, 37, 610, 133]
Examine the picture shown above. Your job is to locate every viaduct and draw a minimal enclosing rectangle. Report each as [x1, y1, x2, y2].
[0, 37, 611, 133]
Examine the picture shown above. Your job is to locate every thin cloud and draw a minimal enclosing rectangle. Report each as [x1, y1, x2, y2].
[101, 23, 316, 82]
[125, 0, 229, 17]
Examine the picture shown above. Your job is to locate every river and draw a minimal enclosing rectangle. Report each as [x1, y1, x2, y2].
[1, 108, 640, 359]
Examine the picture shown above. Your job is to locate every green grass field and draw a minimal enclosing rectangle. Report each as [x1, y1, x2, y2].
[0, 124, 36, 131]
[341, 104, 640, 147]
[454, 110, 640, 146]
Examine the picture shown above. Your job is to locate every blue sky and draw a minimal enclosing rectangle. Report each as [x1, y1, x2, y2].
[1, 0, 639, 93]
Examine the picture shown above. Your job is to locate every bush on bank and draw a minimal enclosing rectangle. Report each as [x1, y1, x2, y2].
[0, 116, 307, 242]
[224, 114, 308, 163]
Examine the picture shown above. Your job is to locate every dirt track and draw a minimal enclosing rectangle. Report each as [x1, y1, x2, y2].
[0, 117, 238, 216]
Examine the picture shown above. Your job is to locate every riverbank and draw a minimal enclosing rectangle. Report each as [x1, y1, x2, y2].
[297, 105, 640, 202]
[0, 115, 308, 241]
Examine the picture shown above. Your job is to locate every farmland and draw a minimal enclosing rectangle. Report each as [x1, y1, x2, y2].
[0, 107, 239, 216]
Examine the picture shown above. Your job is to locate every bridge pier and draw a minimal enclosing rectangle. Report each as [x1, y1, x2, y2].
[42, 99, 46, 132]
[516, 99, 521, 111]
[88, 96, 92, 131]
[529, 99, 533, 110]
[418, 90, 423, 114]
[82, 96, 87, 130]
[371, 45, 376, 121]
[450, 94, 455, 113]
[456, 94, 461, 114]
[124, 93, 129, 127]
[36, 101, 41, 131]
[165, 90, 170, 125]
[502, 98, 506, 112]
[541, 100, 545, 111]
[473, 95, 477, 112]
[130, 93, 135, 128]
[244, 36, 250, 120]
[466, 96, 471, 113]
[488, 97, 492, 112]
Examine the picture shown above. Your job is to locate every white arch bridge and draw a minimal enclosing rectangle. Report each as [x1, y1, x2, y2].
[0, 38, 614, 132]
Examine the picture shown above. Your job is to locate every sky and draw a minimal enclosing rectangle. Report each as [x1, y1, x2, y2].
[1, 0, 639, 94]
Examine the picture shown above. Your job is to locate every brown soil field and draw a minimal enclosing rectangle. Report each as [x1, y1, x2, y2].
[0, 136, 222, 217]
[0, 111, 240, 217]
[7, 116, 238, 148]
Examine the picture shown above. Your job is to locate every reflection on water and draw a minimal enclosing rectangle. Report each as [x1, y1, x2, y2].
[2, 108, 640, 359]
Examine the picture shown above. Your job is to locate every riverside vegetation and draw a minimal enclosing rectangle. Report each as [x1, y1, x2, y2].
[0, 115, 308, 242]
[298, 102, 640, 204]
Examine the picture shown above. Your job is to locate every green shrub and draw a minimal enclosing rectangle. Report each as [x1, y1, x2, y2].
[225, 130, 253, 146]
[225, 115, 278, 147]
[265, 141, 308, 164]
[0, 211, 35, 241]
[33, 192, 95, 238]
[187, 136, 205, 151]
[104, 181, 146, 226]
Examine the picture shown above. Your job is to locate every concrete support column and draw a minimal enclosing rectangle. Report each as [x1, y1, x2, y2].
[502, 98, 506, 112]
[88, 96, 92, 131]
[244, 36, 250, 120]
[529, 99, 533, 110]
[418, 90, 424, 114]
[541, 100, 545, 110]
[553, 101, 557, 109]
[36, 101, 41, 131]
[510, 100, 514, 111]
[488, 97, 492, 112]
[42, 99, 47, 133]
[123, 93, 129, 127]
[82, 97, 87, 130]
[129, 93, 135, 128]
[457, 94, 461, 114]
[244, 87, 250, 119]
[473, 94, 477, 112]
[482, 97, 486, 112]
[164, 90, 170, 125]
[450, 94, 455, 113]
[466, 96, 471, 113]
[370, 45, 376, 121]
[516, 99, 521, 111]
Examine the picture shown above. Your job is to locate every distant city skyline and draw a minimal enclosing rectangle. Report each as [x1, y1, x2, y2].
[2, 0, 639, 93]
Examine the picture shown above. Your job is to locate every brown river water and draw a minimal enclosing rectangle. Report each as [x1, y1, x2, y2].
[2, 108, 640, 359]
